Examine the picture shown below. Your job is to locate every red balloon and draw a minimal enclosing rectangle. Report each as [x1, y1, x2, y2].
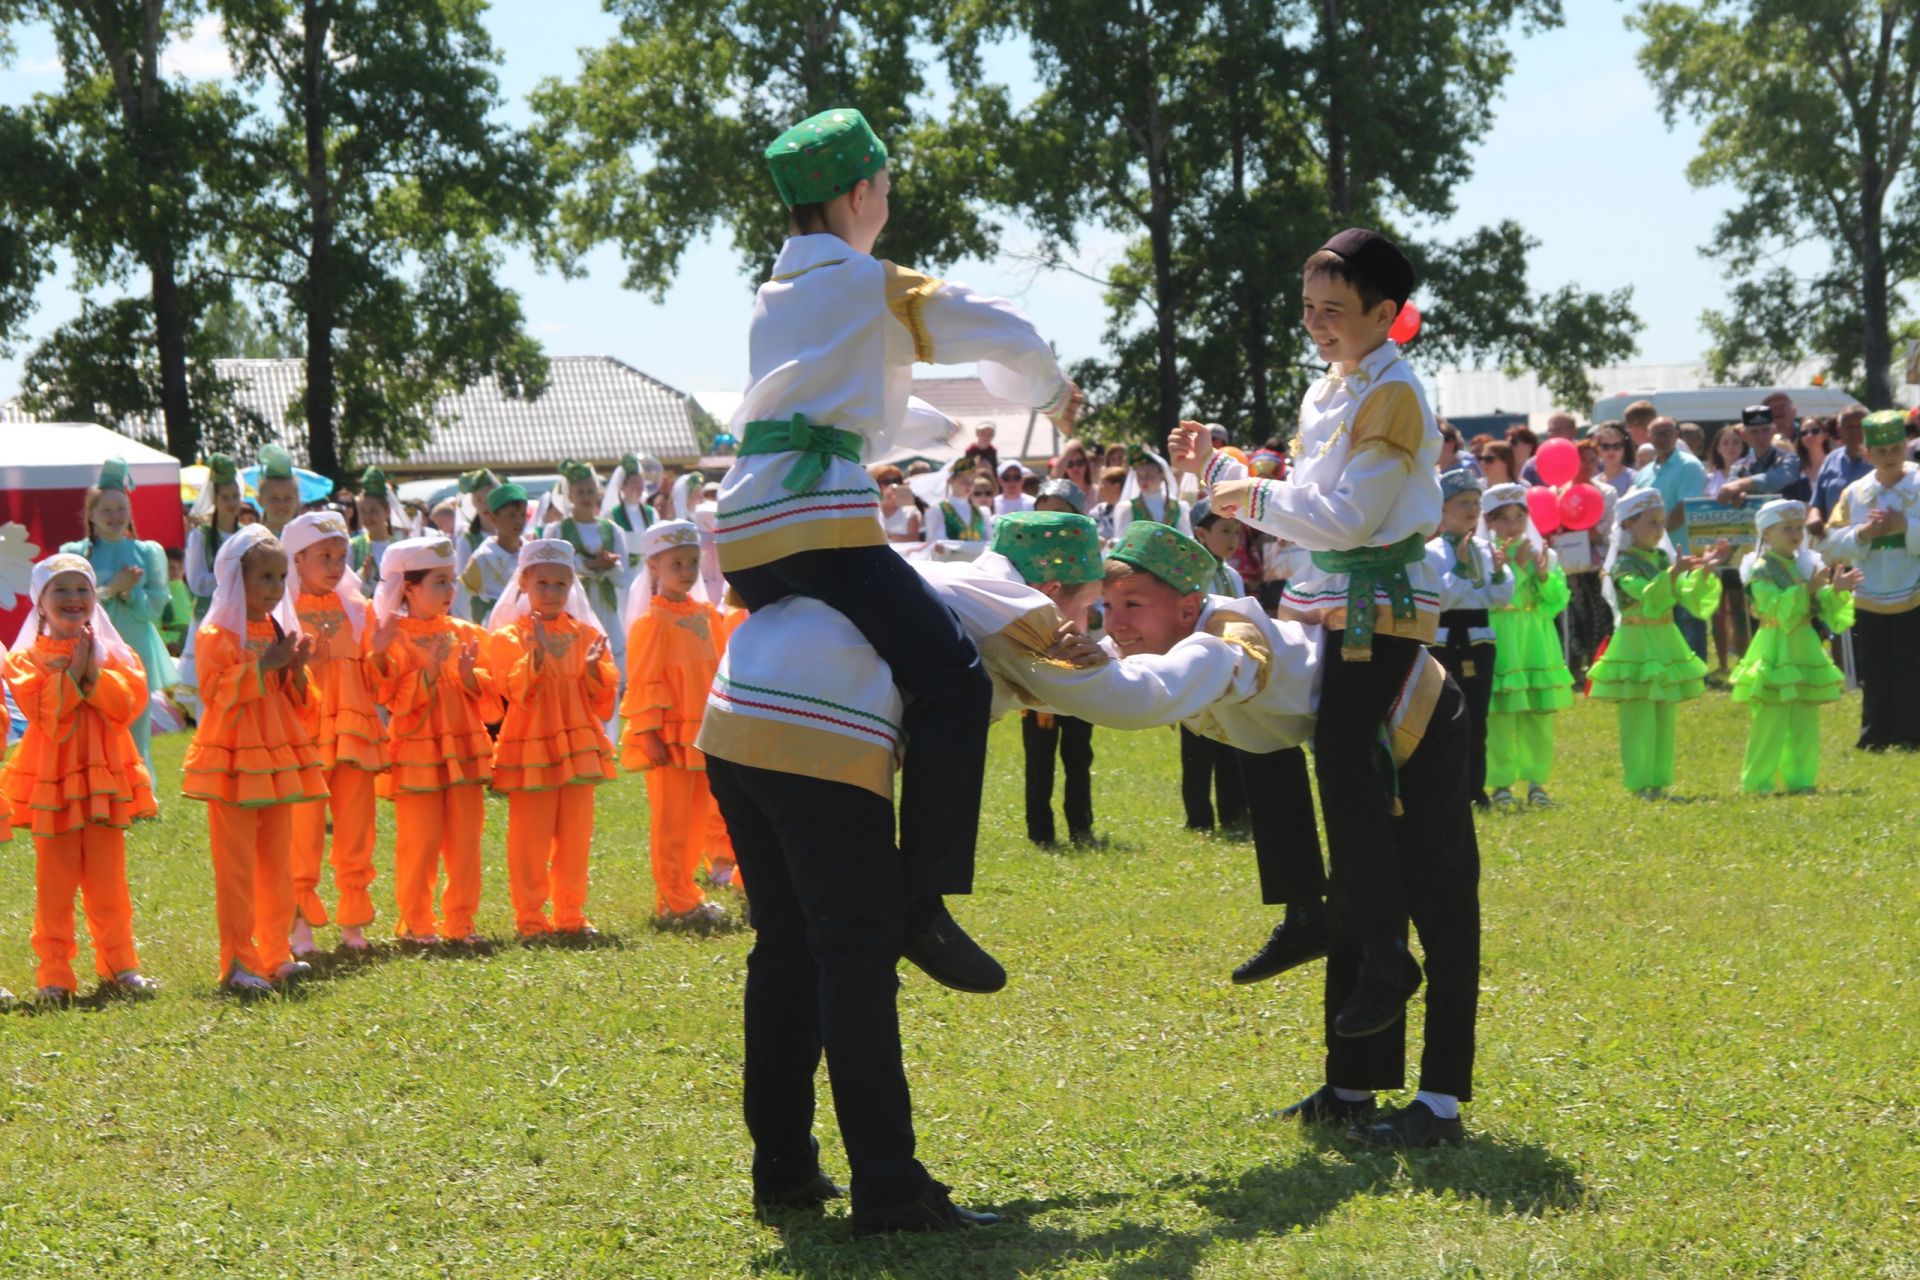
[1534, 437, 1580, 488]
[1526, 486, 1562, 536]
[1558, 482, 1605, 532]
[1389, 302, 1422, 345]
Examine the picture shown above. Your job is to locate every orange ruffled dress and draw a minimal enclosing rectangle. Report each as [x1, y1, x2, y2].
[3, 638, 158, 834]
[298, 592, 389, 773]
[371, 616, 502, 796]
[183, 621, 328, 807]
[619, 596, 730, 771]
[490, 614, 618, 791]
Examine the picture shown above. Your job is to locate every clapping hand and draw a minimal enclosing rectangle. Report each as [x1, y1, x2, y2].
[259, 629, 300, 673]
[590, 549, 619, 572]
[71, 629, 98, 692]
[1703, 539, 1733, 570]
[1167, 421, 1210, 475]
[108, 565, 143, 598]
[584, 632, 609, 669]
[456, 638, 481, 692]
[531, 616, 548, 671]
[1809, 564, 1834, 592]
[1050, 382, 1085, 436]
[1833, 565, 1864, 592]
[286, 634, 315, 685]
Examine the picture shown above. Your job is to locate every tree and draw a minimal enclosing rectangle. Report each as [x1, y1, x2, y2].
[530, 0, 1014, 294]
[214, 0, 550, 478]
[1634, 0, 1918, 407]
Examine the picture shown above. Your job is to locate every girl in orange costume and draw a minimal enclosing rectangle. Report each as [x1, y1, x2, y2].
[3, 554, 161, 1004]
[183, 524, 328, 995]
[366, 536, 501, 948]
[620, 520, 737, 926]
[282, 511, 389, 957]
[485, 539, 618, 940]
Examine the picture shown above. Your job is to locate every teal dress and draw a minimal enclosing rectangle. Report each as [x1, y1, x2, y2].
[62, 536, 179, 776]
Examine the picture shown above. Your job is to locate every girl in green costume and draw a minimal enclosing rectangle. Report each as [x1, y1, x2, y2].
[1588, 488, 1731, 797]
[1730, 500, 1859, 794]
[1481, 487, 1574, 807]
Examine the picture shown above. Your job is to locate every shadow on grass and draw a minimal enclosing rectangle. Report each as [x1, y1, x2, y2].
[748, 1132, 1586, 1279]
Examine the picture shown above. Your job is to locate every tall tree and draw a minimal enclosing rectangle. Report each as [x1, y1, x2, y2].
[215, 0, 549, 478]
[1634, 0, 1917, 407]
[531, 0, 1013, 294]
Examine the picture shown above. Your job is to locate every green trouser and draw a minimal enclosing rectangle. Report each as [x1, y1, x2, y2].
[1486, 711, 1556, 790]
[1617, 700, 1676, 792]
[1742, 702, 1820, 794]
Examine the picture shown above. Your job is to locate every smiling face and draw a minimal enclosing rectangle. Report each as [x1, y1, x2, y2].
[1302, 270, 1397, 368]
[258, 476, 302, 531]
[243, 545, 290, 620]
[213, 481, 243, 528]
[40, 570, 97, 639]
[356, 492, 392, 539]
[649, 545, 702, 600]
[294, 537, 348, 596]
[89, 489, 133, 541]
[403, 566, 455, 619]
[521, 562, 575, 617]
[1101, 567, 1202, 657]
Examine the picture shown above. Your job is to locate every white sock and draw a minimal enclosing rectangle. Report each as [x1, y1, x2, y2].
[1414, 1090, 1459, 1119]
[1332, 1086, 1375, 1103]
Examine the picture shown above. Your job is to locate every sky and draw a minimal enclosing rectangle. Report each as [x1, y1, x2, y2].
[0, 2, 1741, 408]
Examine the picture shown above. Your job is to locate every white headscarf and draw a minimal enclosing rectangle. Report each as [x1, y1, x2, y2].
[190, 455, 242, 526]
[1740, 499, 1820, 584]
[12, 552, 138, 667]
[599, 454, 665, 523]
[1477, 482, 1546, 557]
[620, 519, 702, 634]
[1602, 488, 1676, 621]
[204, 524, 302, 642]
[485, 538, 602, 637]
[1119, 446, 1179, 510]
[669, 472, 702, 522]
[282, 511, 368, 641]
[371, 535, 458, 625]
[692, 501, 727, 606]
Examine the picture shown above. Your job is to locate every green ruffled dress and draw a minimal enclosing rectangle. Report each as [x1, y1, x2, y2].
[1587, 548, 1722, 703]
[1729, 553, 1853, 705]
[1490, 552, 1574, 713]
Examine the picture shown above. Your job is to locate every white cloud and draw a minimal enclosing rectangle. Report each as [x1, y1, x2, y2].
[20, 56, 64, 76]
[159, 16, 233, 80]
[535, 322, 570, 335]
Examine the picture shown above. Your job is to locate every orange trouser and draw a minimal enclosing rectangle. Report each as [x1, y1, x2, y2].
[207, 801, 296, 981]
[505, 785, 596, 935]
[33, 825, 140, 991]
[290, 764, 379, 929]
[646, 766, 723, 915]
[391, 785, 486, 939]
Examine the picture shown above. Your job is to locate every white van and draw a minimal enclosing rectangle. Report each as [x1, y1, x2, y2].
[1590, 385, 1860, 430]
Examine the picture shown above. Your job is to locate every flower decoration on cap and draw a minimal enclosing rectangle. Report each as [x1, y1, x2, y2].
[96, 457, 133, 493]
[640, 519, 701, 559]
[949, 453, 979, 480]
[1754, 499, 1807, 534]
[1108, 520, 1217, 595]
[258, 444, 296, 481]
[359, 465, 392, 497]
[1035, 477, 1086, 513]
[207, 453, 238, 485]
[487, 481, 529, 513]
[282, 511, 366, 639]
[370, 535, 458, 624]
[486, 538, 603, 638]
[992, 511, 1104, 585]
[519, 538, 576, 568]
[1863, 409, 1906, 449]
[1440, 469, 1487, 502]
[1317, 228, 1417, 310]
[764, 107, 889, 207]
[1125, 443, 1152, 468]
[559, 457, 597, 486]
[458, 468, 500, 495]
[619, 452, 642, 475]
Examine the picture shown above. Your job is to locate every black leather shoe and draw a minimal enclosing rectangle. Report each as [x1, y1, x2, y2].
[901, 907, 1007, 994]
[1333, 941, 1422, 1038]
[753, 1171, 846, 1214]
[1231, 907, 1329, 985]
[1276, 1083, 1377, 1126]
[851, 1181, 1001, 1235]
[1348, 1100, 1465, 1148]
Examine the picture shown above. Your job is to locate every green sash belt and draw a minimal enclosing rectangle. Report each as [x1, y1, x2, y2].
[1869, 534, 1905, 550]
[740, 415, 864, 492]
[1311, 532, 1428, 658]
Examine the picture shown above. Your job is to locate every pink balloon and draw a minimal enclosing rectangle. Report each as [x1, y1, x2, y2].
[1527, 486, 1562, 536]
[1558, 482, 1605, 532]
[1534, 437, 1580, 487]
[1389, 302, 1422, 346]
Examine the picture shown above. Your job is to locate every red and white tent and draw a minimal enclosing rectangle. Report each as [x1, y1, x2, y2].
[0, 423, 184, 639]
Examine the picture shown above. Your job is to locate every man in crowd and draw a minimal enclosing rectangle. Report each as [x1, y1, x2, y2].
[1809, 405, 1871, 540]
[1716, 401, 1803, 504]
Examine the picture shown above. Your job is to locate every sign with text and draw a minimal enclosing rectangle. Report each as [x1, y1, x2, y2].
[1680, 496, 1769, 554]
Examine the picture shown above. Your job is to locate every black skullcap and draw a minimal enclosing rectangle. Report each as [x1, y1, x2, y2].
[1319, 228, 1416, 309]
[1741, 405, 1772, 427]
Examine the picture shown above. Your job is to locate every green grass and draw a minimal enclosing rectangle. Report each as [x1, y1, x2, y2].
[1, 693, 1916, 1278]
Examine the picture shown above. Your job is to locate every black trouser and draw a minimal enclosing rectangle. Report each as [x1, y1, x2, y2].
[1179, 726, 1245, 829]
[1323, 676, 1482, 1100]
[1240, 744, 1325, 906]
[707, 757, 932, 1213]
[1022, 711, 1093, 843]
[1313, 631, 1422, 944]
[727, 545, 992, 897]
[1433, 614, 1494, 802]
[1854, 610, 1920, 749]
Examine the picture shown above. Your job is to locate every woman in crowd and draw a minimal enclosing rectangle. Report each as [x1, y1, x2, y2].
[1704, 424, 1750, 499]
[1593, 421, 1636, 497]
[1476, 440, 1516, 487]
[872, 465, 923, 542]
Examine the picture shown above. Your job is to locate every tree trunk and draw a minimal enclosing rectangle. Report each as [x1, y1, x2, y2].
[1858, 160, 1892, 409]
[301, 0, 340, 479]
[149, 250, 195, 460]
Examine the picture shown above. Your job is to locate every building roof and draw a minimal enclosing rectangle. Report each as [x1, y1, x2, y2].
[4, 355, 705, 473]
[910, 375, 1053, 462]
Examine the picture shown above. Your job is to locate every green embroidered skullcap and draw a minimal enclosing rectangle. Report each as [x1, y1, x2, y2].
[765, 107, 888, 207]
[96, 456, 133, 492]
[258, 443, 296, 480]
[1863, 410, 1906, 449]
[359, 465, 391, 496]
[992, 512, 1104, 585]
[459, 467, 500, 494]
[487, 481, 528, 513]
[1108, 521, 1217, 595]
[206, 453, 238, 485]
[950, 453, 980, 480]
[1126, 443, 1151, 467]
[559, 457, 597, 485]
[619, 452, 642, 475]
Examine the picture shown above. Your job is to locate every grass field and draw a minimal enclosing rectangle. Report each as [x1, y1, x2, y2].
[1, 691, 1916, 1278]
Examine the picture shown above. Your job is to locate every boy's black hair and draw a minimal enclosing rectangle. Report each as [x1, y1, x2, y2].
[165, 545, 185, 563]
[1303, 228, 1415, 316]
